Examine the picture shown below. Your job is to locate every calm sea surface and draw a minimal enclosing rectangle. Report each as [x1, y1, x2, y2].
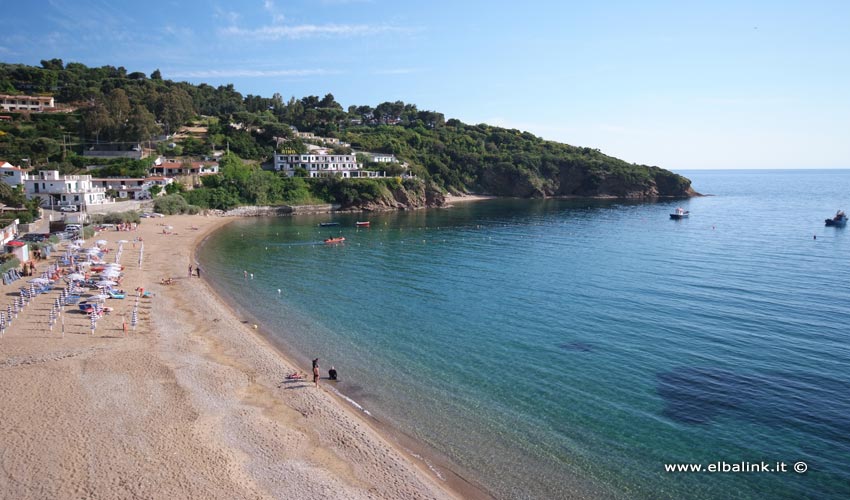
[198, 170, 850, 499]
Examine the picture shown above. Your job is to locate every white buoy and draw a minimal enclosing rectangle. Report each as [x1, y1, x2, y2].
[277, 289, 281, 295]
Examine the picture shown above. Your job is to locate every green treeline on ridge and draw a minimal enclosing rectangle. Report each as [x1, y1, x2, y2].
[0, 59, 694, 211]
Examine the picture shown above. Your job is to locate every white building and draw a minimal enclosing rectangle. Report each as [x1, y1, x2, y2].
[273, 150, 379, 178]
[151, 157, 219, 177]
[0, 161, 27, 187]
[24, 171, 109, 209]
[369, 153, 397, 163]
[0, 94, 55, 112]
[91, 176, 173, 200]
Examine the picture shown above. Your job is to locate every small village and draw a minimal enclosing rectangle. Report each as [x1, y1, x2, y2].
[1, 92, 409, 266]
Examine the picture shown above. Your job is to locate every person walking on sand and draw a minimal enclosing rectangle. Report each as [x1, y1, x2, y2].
[312, 358, 320, 388]
[188, 264, 193, 277]
[195, 265, 201, 278]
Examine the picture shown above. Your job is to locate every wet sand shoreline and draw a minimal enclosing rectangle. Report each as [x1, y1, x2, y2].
[0, 213, 488, 499]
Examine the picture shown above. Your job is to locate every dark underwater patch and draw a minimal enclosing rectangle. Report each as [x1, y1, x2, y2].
[559, 342, 593, 352]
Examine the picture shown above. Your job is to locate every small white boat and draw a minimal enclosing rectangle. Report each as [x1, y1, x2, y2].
[670, 207, 689, 220]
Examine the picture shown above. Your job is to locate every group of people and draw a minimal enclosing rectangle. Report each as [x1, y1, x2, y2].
[288, 358, 337, 387]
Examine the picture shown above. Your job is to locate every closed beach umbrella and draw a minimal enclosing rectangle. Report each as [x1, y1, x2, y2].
[67, 273, 85, 281]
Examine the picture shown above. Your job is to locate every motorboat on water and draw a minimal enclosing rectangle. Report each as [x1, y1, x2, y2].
[825, 210, 847, 227]
[324, 237, 346, 244]
[319, 222, 340, 227]
[670, 207, 690, 220]
[355, 221, 371, 227]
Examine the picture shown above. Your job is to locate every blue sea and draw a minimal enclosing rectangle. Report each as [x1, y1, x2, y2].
[197, 170, 850, 500]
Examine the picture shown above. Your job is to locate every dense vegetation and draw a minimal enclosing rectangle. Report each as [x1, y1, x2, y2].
[0, 182, 40, 223]
[0, 59, 693, 209]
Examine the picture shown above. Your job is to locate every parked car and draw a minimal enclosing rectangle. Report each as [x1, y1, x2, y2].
[60, 205, 78, 212]
[20, 233, 50, 242]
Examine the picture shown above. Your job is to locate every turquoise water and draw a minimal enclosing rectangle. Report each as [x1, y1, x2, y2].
[198, 170, 850, 500]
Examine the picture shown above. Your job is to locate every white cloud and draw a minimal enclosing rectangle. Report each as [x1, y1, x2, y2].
[166, 68, 338, 78]
[214, 7, 240, 24]
[262, 0, 285, 23]
[318, 0, 374, 4]
[373, 68, 423, 75]
[220, 23, 404, 40]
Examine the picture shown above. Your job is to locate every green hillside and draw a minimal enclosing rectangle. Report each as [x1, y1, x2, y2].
[0, 60, 694, 209]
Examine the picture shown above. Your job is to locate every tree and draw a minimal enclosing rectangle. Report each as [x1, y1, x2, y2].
[124, 104, 159, 142]
[151, 69, 162, 80]
[156, 87, 194, 135]
[319, 93, 342, 110]
[104, 88, 131, 138]
[82, 102, 111, 142]
[30, 137, 60, 164]
[40, 59, 64, 71]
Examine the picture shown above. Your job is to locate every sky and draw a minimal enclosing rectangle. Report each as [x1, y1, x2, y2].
[1, 0, 848, 170]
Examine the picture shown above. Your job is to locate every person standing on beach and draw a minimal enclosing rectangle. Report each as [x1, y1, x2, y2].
[195, 266, 201, 278]
[188, 264, 193, 277]
[312, 358, 320, 388]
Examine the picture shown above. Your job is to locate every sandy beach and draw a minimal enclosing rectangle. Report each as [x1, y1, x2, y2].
[0, 214, 480, 499]
[442, 194, 497, 205]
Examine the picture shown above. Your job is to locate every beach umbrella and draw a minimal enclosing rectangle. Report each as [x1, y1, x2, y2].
[73, 239, 85, 245]
[67, 273, 85, 281]
[117, 239, 129, 243]
[91, 294, 110, 301]
[96, 280, 117, 287]
[28, 277, 50, 285]
[102, 270, 121, 278]
[96, 239, 108, 246]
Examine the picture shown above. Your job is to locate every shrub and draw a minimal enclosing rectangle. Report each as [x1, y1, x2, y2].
[153, 194, 201, 215]
[0, 255, 20, 274]
[90, 211, 141, 224]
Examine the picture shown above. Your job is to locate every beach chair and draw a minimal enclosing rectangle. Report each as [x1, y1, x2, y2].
[65, 295, 81, 305]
